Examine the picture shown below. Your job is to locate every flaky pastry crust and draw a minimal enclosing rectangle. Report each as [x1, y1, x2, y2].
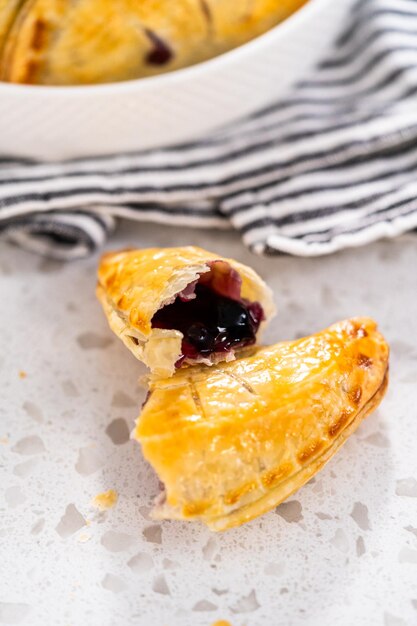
[135, 317, 389, 531]
[97, 246, 275, 378]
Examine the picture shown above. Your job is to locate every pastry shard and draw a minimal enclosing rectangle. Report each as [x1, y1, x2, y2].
[97, 246, 275, 378]
[134, 318, 389, 531]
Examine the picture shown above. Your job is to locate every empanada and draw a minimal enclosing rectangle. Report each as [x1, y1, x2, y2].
[134, 318, 389, 531]
[0, 0, 307, 85]
[97, 246, 275, 378]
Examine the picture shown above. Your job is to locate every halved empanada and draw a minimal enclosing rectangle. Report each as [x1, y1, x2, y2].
[97, 246, 275, 378]
[134, 317, 389, 531]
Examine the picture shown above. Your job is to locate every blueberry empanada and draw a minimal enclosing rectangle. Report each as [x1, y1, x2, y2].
[134, 318, 389, 531]
[97, 246, 275, 378]
[0, 0, 307, 85]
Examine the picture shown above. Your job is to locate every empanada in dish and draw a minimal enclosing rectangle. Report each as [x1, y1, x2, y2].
[97, 246, 275, 378]
[135, 318, 389, 531]
[0, 0, 307, 85]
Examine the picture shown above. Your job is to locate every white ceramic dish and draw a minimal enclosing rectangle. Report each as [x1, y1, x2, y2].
[0, 0, 354, 161]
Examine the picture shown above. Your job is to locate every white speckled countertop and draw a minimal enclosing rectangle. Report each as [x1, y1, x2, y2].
[1, 223, 416, 626]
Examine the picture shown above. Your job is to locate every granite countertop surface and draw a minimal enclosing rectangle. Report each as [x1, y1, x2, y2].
[1, 222, 416, 626]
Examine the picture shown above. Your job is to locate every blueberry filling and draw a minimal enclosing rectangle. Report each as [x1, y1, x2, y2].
[152, 281, 264, 365]
[144, 29, 173, 65]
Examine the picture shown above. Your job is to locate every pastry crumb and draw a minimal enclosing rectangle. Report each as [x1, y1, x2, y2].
[77, 532, 92, 543]
[18, 370, 27, 379]
[92, 489, 118, 511]
[0, 436, 9, 445]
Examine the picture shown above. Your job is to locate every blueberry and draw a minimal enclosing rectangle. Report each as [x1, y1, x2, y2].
[234, 309, 251, 328]
[187, 323, 215, 352]
[145, 29, 173, 65]
[214, 332, 228, 350]
[217, 299, 250, 330]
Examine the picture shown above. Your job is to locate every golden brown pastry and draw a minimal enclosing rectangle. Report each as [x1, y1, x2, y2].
[97, 246, 275, 378]
[134, 318, 389, 531]
[0, 1, 22, 55]
[0, 0, 307, 85]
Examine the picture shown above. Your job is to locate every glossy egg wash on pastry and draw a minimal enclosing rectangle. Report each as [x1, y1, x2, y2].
[0, 0, 307, 85]
[135, 318, 389, 531]
[97, 246, 275, 378]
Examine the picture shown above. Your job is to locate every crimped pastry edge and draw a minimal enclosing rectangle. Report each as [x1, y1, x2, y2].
[203, 368, 389, 530]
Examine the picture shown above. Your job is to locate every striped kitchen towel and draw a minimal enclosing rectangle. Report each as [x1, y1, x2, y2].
[1, 0, 417, 260]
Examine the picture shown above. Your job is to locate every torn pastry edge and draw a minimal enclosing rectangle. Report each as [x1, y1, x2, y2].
[97, 258, 275, 378]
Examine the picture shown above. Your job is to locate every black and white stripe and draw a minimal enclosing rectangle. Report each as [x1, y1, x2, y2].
[1, 0, 417, 259]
